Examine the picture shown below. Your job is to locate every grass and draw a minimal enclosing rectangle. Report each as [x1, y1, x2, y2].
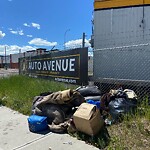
[69, 126, 111, 149]
[0, 75, 76, 115]
[69, 98, 150, 149]
[106, 98, 150, 150]
[0, 75, 149, 149]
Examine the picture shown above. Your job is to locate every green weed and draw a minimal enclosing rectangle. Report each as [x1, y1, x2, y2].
[0, 75, 149, 149]
[0, 75, 76, 115]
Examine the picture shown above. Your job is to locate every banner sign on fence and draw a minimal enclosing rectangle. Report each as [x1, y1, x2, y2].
[19, 48, 88, 85]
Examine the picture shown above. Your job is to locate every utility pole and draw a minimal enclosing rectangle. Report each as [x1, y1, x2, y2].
[19, 49, 21, 55]
[4, 46, 7, 70]
[82, 32, 86, 48]
[19, 49, 21, 58]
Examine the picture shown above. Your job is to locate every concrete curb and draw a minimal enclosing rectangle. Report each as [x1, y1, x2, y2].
[0, 106, 99, 150]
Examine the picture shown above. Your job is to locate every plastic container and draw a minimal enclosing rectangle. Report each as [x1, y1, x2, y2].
[28, 115, 48, 132]
[87, 99, 100, 109]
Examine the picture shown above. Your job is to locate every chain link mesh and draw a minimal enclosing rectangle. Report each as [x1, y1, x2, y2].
[91, 44, 150, 97]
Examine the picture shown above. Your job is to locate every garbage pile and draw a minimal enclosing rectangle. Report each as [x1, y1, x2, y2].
[27, 85, 138, 136]
[30, 89, 85, 133]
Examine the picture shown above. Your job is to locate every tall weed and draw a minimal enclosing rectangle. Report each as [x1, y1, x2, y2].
[0, 75, 76, 115]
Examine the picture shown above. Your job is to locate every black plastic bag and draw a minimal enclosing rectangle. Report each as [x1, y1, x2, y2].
[108, 98, 137, 122]
[84, 96, 101, 101]
[76, 86, 101, 97]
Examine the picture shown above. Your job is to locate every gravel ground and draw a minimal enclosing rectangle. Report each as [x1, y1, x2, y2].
[0, 69, 19, 77]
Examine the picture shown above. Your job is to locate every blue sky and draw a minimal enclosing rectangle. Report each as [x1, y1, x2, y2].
[0, 0, 93, 55]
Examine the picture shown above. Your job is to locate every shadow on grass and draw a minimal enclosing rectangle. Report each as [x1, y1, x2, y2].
[69, 126, 110, 149]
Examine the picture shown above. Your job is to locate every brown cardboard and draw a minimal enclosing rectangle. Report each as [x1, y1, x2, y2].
[73, 103, 104, 136]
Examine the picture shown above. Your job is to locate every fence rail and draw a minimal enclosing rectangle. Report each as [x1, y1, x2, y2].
[91, 44, 150, 97]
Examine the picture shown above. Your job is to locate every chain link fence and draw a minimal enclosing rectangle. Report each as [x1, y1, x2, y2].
[90, 44, 150, 98]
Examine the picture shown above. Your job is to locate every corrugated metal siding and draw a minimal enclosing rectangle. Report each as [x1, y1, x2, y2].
[94, 7, 144, 49]
[94, 9, 111, 49]
[93, 6, 150, 81]
[144, 7, 150, 42]
[94, 46, 150, 80]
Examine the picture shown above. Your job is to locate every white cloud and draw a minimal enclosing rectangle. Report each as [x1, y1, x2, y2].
[65, 39, 91, 49]
[31, 23, 40, 29]
[85, 39, 91, 47]
[23, 22, 40, 29]
[0, 45, 36, 55]
[0, 31, 6, 38]
[19, 45, 36, 53]
[10, 30, 17, 34]
[23, 23, 30, 27]
[27, 35, 33, 38]
[18, 30, 24, 35]
[29, 38, 57, 47]
[10, 29, 24, 36]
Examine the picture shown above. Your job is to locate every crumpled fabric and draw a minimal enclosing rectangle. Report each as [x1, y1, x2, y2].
[34, 89, 83, 106]
[31, 89, 85, 133]
[48, 121, 69, 133]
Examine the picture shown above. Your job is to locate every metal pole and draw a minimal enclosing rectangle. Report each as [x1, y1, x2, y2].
[19, 49, 21, 58]
[5, 46, 7, 69]
[64, 29, 70, 50]
[82, 32, 85, 48]
[19, 49, 21, 55]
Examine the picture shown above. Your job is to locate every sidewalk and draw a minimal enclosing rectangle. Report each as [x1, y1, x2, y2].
[0, 106, 99, 150]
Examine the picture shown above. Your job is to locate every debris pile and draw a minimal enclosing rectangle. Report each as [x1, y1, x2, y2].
[27, 85, 138, 135]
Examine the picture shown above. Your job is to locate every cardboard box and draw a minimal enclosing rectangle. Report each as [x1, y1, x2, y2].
[73, 103, 104, 136]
